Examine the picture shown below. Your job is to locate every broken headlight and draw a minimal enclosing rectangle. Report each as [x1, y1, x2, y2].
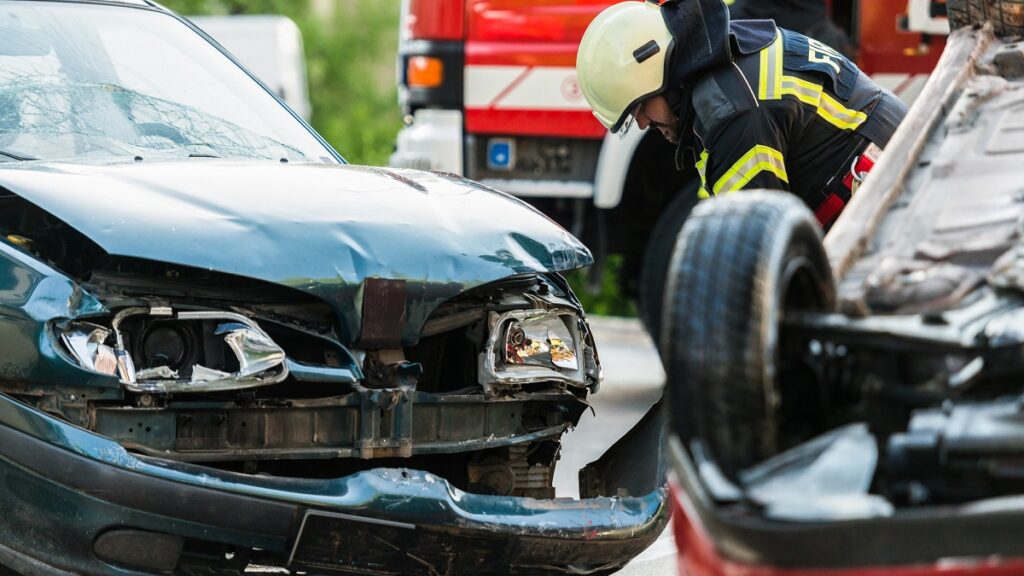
[59, 324, 120, 377]
[57, 307, 288, 393]
[479, 309, 590, 388]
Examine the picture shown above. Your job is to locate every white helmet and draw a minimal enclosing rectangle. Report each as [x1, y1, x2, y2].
[576, 1, 674, 133]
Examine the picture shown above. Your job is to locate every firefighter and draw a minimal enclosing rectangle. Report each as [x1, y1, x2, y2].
[576, 0, 907, 229]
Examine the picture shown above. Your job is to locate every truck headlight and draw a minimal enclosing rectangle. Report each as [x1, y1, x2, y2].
[479, 309, 588, 388]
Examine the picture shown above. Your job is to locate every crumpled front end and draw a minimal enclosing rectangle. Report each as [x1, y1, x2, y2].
[0, 168, 666, 574]
[0, 257, 667, 575]
[38, 269, 601, 495]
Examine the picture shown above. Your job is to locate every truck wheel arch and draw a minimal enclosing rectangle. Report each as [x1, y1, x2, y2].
[597, 130, 696, 306]
[593, 128, 647, 209]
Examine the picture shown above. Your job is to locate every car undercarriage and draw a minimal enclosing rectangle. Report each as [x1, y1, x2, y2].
[665, 2, 1024, 572]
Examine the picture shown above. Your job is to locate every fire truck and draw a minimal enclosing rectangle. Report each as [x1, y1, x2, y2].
[389, 0, 949, 330]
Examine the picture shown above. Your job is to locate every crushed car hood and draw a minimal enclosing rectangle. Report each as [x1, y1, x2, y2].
[0, 160, 592, 345]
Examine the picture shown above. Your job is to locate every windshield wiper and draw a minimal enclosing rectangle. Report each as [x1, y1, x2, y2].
[0, 150, 35, 161]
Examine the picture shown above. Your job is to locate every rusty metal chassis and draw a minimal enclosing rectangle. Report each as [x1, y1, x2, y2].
[89, 390, 585, 461]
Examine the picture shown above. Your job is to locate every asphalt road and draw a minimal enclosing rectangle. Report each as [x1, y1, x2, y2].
[554, 316, 676, 576]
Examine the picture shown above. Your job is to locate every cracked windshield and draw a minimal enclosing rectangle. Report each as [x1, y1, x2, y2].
[0, 2, 335, 162]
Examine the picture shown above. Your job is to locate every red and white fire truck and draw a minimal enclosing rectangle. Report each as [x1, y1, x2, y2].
[390, 0, 949, 324]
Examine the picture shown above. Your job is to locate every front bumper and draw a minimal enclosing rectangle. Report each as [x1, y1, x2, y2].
[0, 393, 667, 575]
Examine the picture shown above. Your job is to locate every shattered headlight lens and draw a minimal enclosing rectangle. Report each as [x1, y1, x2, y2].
[481, 309, 593, 388]
[59, 324, 120, 377]
[504, 314, 578, 371]
[56, 308, 288, 393]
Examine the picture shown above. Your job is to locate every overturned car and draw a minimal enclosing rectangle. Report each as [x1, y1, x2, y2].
[0, 2, 666, 575]
[664, 1, 1024, 574]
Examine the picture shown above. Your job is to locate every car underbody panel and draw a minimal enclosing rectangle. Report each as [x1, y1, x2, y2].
[671, 19, 1024, 574]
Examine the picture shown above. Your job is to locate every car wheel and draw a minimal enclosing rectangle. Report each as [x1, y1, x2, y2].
[638, 181, 700, 340]
[948, 0, 1024, 36]
[660, 191, 835, 480]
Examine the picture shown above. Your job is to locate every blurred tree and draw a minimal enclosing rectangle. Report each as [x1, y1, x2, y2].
[160, 0, 402, 166]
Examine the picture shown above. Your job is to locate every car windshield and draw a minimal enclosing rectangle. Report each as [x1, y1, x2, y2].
[0, 2, 337, 163]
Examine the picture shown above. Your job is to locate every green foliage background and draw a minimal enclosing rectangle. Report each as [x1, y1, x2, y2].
[160, 0, 403, 166]
[564, 255, 636, 317]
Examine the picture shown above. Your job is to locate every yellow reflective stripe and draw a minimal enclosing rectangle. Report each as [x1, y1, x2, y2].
[712, 145, 788, 195]
[780, 75, 820, 106]
[696, 149, 711, 199]
[780, 75, 867, 131]
[756, 32, 865, 128]
[758, 33, 783, 100]
[818, 91, 867, 130]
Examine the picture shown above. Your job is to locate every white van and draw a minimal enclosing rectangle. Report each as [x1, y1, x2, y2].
[190, 15, 312, 121]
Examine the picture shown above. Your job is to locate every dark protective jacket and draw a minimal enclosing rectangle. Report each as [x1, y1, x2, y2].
[728, 0, 826, 38]
[727, 0, 854, 57]
[660, 0, 907, 227]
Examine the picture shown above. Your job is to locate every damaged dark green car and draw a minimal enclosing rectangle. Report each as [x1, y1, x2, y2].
[0, 1, 667, 574]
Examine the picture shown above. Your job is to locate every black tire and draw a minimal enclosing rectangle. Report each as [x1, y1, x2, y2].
[661, 191, 835, 480]
[948, 0, 1024, 36]
[638, 181, 700, 339]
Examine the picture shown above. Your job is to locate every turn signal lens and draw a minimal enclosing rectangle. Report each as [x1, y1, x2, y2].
[407, 56, 444, 89]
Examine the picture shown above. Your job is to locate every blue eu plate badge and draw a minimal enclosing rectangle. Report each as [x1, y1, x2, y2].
[487, 138, 515, 171]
